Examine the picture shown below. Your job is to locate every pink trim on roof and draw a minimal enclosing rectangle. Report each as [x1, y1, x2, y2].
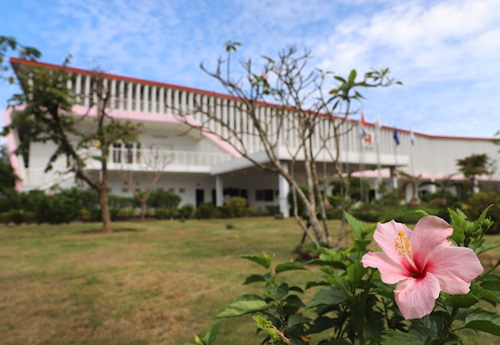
[350, 170, 500, 182]
[70, 105, 241, 158]
[3, 106, 25, 192]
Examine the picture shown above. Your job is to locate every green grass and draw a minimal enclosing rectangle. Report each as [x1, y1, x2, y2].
[0, 218, 499, 345]
[0, 218, 325, 345]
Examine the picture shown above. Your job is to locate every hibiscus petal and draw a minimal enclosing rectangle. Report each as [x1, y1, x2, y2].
[428, 245, 484, 295]
[411, 216, 453, 266]
[394, 273, 440, 319]
[362, 252, 410, 284]
[373, 220, 412, 264]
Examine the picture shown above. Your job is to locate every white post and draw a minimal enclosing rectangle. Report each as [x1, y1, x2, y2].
[215, 175, 224, 207]
[390, 166, 398, 190]
[279, 162, 290, 218]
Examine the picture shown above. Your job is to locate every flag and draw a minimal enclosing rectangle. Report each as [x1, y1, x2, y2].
[393, 127, 400, 145]
[410, 127, 415, 146]
[361, 110, 367, 127]
[358, 122, 367, 138]
[358, 110, 367, 138]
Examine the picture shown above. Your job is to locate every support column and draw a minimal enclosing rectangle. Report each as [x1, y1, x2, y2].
[390, 166, 398, 190]
[215, 175, 224, 207]
[279, 162, 290, 218]
[429, 179, 437, 194]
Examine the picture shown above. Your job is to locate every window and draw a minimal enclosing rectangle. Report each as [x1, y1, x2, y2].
[255, 189, 274, 202]
[136, 143, 141, 163]
[125, 143, 134, 163]
[112, 143, 122, 163]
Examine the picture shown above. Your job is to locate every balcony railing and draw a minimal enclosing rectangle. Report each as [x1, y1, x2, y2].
[104, 147, 232, 171]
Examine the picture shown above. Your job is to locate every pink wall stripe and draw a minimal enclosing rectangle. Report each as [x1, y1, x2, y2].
[3, 105, 25, 192]
[71, 105, 242, 158]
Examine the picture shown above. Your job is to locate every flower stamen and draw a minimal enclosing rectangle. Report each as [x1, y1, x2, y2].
[394, 231, 419, 272]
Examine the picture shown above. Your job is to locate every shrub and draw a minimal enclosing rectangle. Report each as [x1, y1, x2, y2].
[195, 203, 222, 219]
[8, 209, 24, 224]
[464, 192, 500, 234]
[78, 208, 92, 222]
[265, 205, 280, 216]
[155, 207, 177, 220]
[108, 194, 135, 208]
[224, 197, 247, 218]
[110, 208, 136, 221]
[147, 190, 181, 209]
[36, 193, 79, 224]
[244, 207, 260, 217]
[226, 223, 235, 230]
[178, 204, 195, 219]
[0, 211, 9, 224]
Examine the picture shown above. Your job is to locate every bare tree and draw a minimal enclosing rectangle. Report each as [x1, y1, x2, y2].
[176, 44, 398, 248]
[119, 145, 171, 220]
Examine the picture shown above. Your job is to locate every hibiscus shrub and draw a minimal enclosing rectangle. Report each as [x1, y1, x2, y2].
[187, 207, 500, 345]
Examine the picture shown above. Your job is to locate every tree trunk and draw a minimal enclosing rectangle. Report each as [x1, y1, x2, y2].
[98, 187, 113, 233]
[140, 201, 147, 221]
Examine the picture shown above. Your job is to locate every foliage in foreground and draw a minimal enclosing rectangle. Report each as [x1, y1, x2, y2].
[187, 207, 500, 345]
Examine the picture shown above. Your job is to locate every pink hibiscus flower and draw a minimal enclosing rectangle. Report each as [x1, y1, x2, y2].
[362, 216, 483, 319]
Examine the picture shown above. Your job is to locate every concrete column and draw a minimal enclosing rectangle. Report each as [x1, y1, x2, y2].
[215, 175, 224, 207]
[429, 179, 437, 194]
[279, 162, 290, 218]
[390, 166, 398, 190]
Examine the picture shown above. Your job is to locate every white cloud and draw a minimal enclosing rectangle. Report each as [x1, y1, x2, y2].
[1, 0, 499, 137]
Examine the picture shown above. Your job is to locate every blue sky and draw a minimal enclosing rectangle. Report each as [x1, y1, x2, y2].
[1, 0, 499, 138]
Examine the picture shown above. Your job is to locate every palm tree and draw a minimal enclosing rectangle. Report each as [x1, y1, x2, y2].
[397, 170, 421, 206]
[419, 173, 463, 207]
[456, 154, 490, 194]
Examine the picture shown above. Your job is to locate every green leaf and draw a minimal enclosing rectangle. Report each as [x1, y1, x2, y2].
[287, 314, 311, 328]
[448, 208, 466, 244]
[253, 315, 288, 343]
[441, 292, 479, 308]
[415, 209, 430, 217]
[307, 259, 346, 270]
[471, 283, 500, 306]
[474, 243, 500, 255]
[465, 308, 500, 336]
[481, 277, 500, 294]
[347, 262, 366, 284]
[477, 204, 494, 223]
[345, 212, 363, 239]
[202, 321, 222, 345]
[275, 262, 307, 274]
[240, 253, 272, 269]
[307, 287, 346, 309]
[381, 329, 425, 345]
[243, 274, 267, 285]
[266, 282, 289, 301]
[216, 295, 267, 318]
[348, 69, 357, 83]
[353, 239, 371, 252]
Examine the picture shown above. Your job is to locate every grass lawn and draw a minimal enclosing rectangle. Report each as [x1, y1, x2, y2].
[0, 217, 499, 345]
[0, 218, 327, 345]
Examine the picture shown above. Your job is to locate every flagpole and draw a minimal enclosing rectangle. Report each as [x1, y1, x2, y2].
[410, 127, 415, 176]
[375, 112, 382, 199]
[359, 111, 367, 202]
[392, 127, 399, 192]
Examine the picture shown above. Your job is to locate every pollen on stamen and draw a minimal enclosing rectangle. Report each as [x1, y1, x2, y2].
[395, 231, 412, 256]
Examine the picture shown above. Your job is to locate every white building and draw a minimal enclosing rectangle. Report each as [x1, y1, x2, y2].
[4, 58, 500, 216]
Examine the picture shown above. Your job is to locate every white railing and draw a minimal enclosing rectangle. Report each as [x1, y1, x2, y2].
[106, 147, 232, 170]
